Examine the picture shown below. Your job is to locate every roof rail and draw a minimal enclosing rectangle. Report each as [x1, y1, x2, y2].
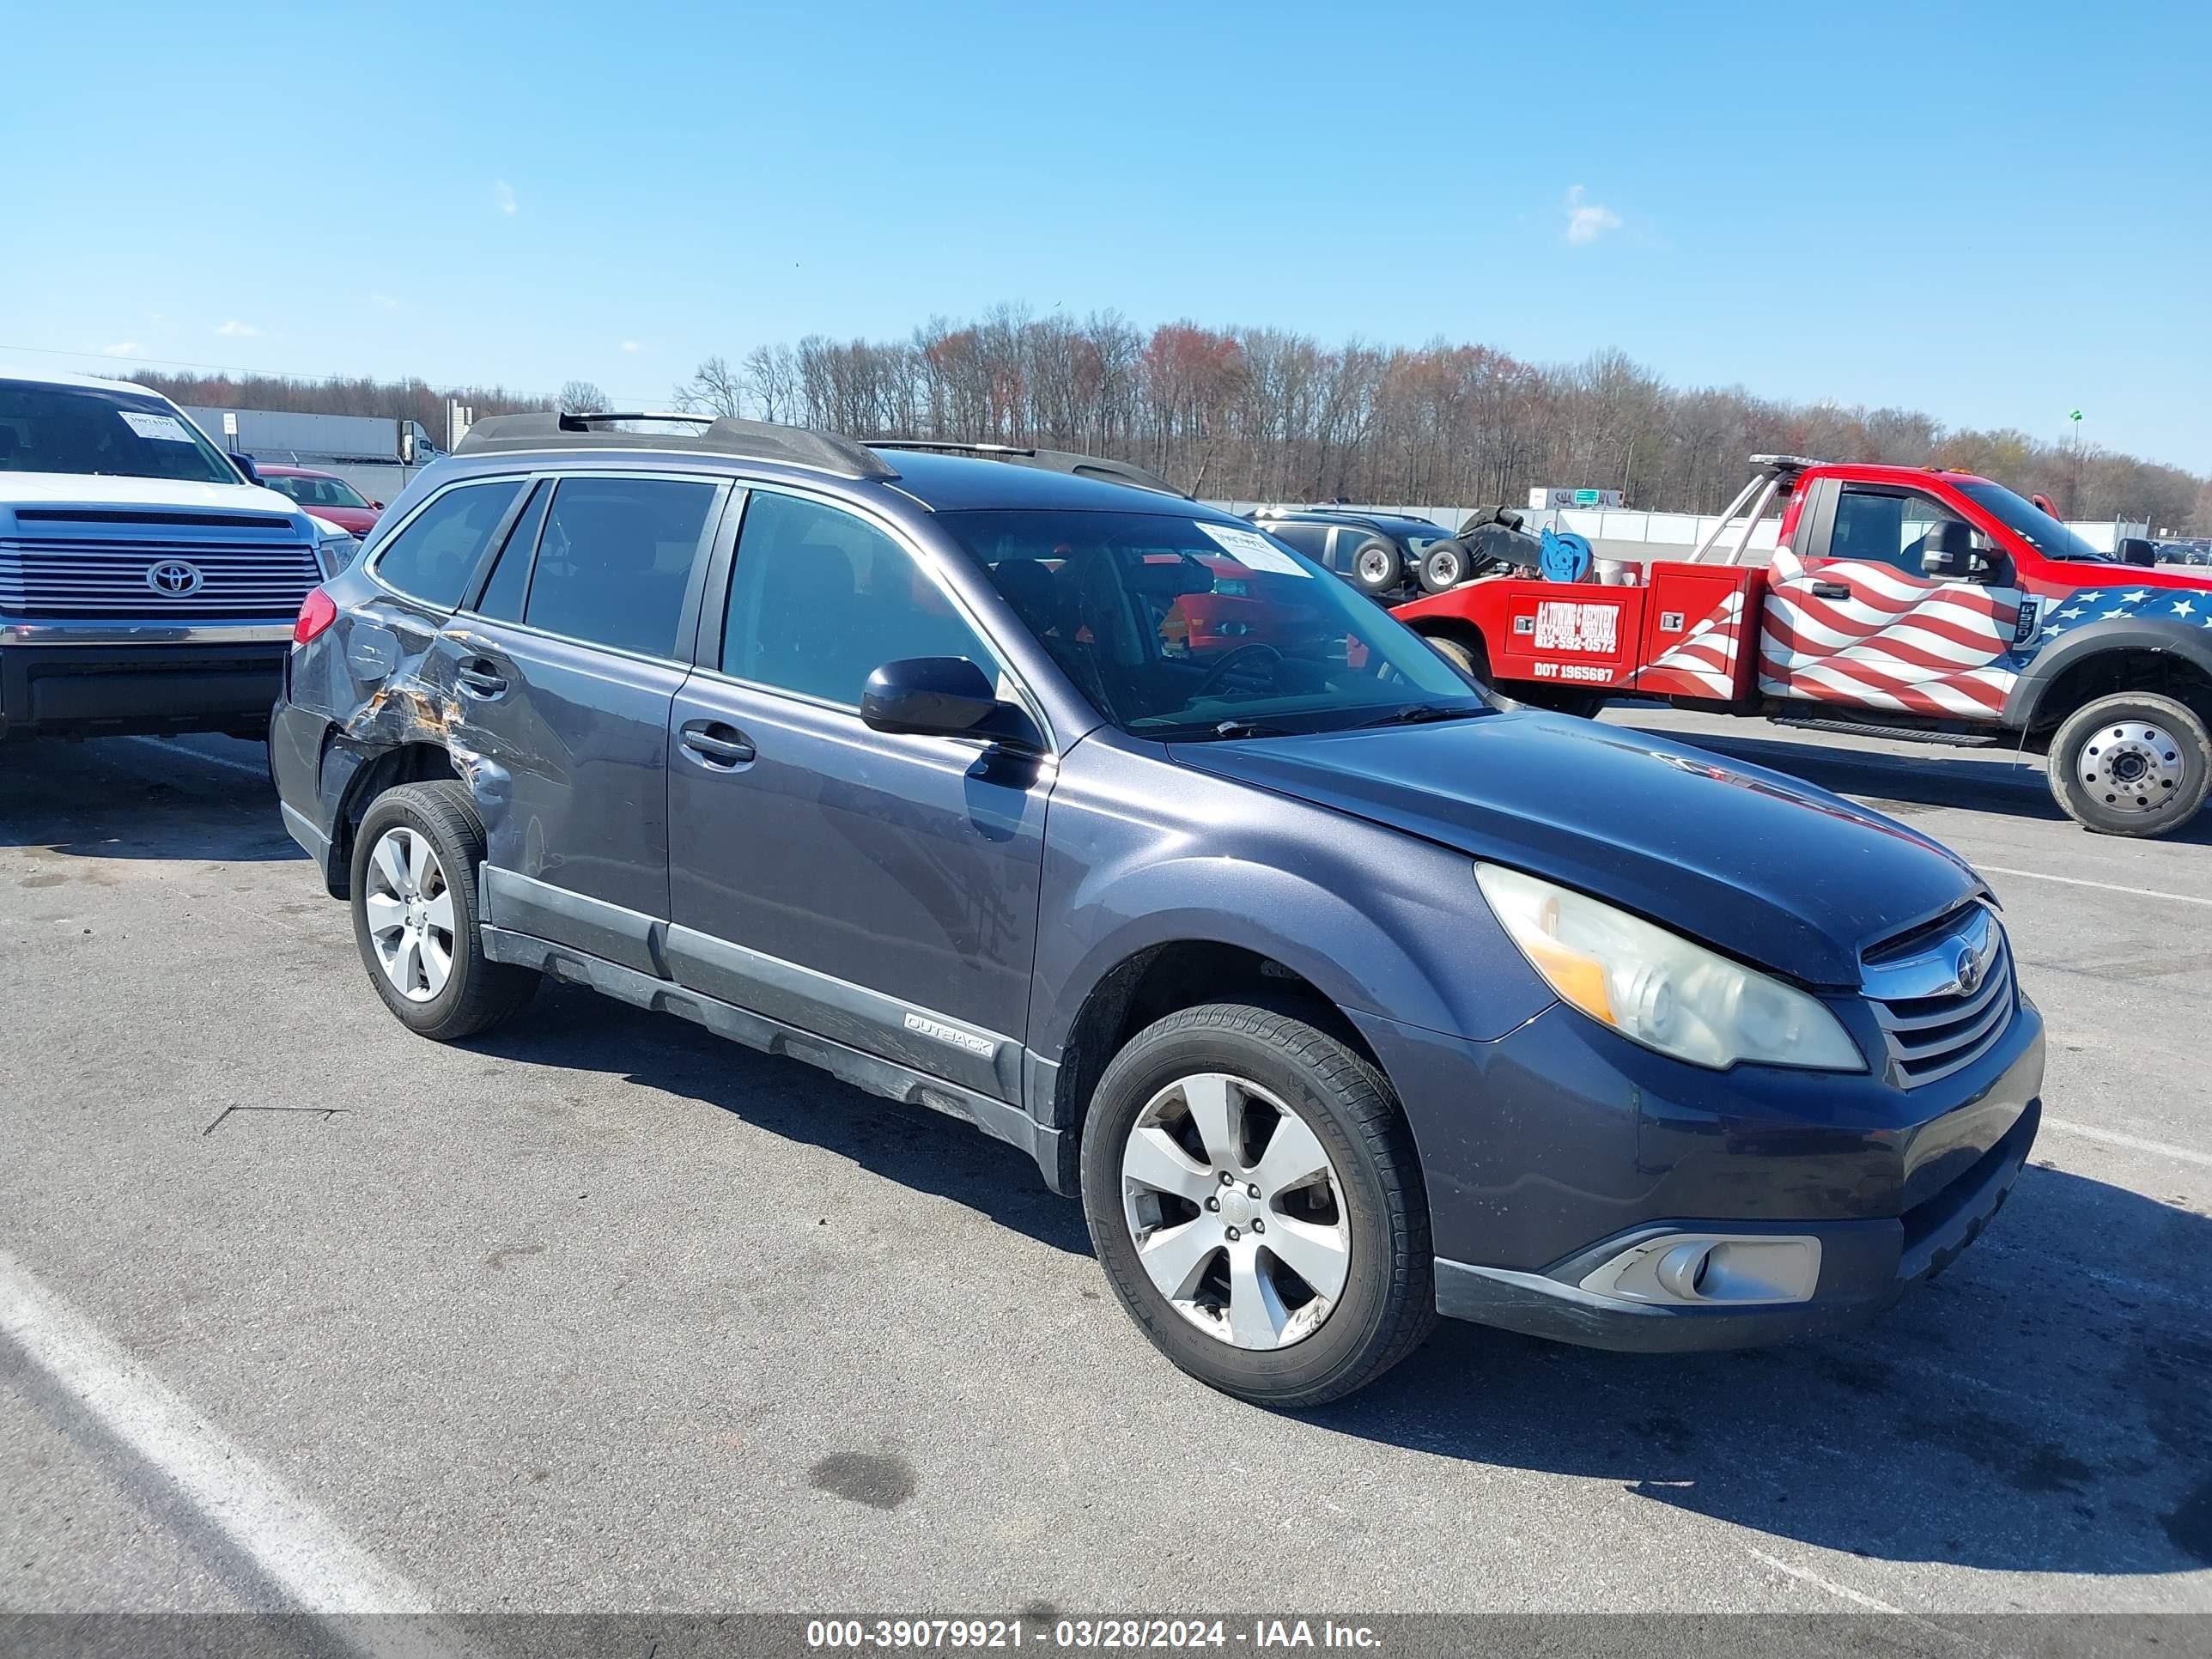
[866, 440, 1189, 500]
[454, 412, 898, 480]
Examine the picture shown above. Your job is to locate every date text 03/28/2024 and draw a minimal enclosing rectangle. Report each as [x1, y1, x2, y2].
[805, 1618, 1382, 1650]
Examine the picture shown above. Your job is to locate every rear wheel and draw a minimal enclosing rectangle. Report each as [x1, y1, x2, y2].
[2047, 692, 2212, 837]
[1080, 1005, 1435, 1408]
[1422, 630, 1488, 684]
[350, 781, 538, 1039]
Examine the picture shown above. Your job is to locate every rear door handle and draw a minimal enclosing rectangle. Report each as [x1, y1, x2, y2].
[456, 658, 508, 698]
[680, 720, 756, 768]
[1810, 581, 1853, 600]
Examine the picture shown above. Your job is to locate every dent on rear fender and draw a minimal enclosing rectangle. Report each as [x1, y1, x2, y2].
[329, 635, 513, 831]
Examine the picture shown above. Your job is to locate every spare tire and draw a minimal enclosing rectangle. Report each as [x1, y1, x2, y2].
[1347, 538, 1404, 595]
[1418, 539, 1472, 594]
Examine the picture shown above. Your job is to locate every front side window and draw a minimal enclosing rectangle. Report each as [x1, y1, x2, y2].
[941, 509, 1480, 738]
[721, 490, 1000, 707]
[0, 380, 243, 485]
[1267, 522, 1332, 562]
[1829, 487, 1967, 576]
[372, 478, 525, 609]
[521, 476, 720, 657]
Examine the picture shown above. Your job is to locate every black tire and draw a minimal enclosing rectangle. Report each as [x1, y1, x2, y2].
[2046, 692, 2212, 838]
[1418, 540, 1470, 594]
[1347, 538, 1404, 595]
[1079, 1004, 1436, 1408]
[1493, 507, 1524, 532]
[349, 780, 537, 1040]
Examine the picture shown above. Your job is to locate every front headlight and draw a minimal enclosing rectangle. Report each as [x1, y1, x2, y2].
[315, 533, 359, 578]
[1474, 863, 1864, 1073]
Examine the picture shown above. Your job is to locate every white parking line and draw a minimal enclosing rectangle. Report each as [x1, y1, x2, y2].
[123, 735, 270, 781]
[1978, 864, 2212, 908]
[2041, 1115, 2212, 1171]
[0, 1248, 464, 1657]
[1741, 1547, 1919, 1620]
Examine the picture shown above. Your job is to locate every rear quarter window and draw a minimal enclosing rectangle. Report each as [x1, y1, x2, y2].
[371, 479, 526, 609]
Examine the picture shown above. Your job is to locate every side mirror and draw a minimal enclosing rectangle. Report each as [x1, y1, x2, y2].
[1920, 519, 1994, 583]
[232, 453, 263, 486]
[2119, 537, 2158, 568]
[862, 657, 1038, 750]
[369, 500, 385, 511]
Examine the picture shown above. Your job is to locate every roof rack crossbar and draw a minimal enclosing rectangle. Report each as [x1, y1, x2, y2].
[453, 412, 898, 480]
[866, 438, 1188, 500]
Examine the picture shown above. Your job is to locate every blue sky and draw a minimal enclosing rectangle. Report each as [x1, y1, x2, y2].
[3, 0, 2206, 474]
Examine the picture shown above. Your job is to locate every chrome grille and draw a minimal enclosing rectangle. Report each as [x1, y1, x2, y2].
[0, 535, 319, 618]
[1861, 902, 2016, 1087]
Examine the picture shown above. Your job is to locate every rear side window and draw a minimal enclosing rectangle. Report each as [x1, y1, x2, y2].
[1268, 523, 1331, 561]
[472, 480, 550, 623]
[520, 476, 720, 658]
[373, 480, 524, 609]
[720, 489, 999, 706]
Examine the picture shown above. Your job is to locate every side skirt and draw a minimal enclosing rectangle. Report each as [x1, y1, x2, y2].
[480, 925, 1063, 1188]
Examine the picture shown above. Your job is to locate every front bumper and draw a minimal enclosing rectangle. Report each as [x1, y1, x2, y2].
[0, 623, 293, 740]
[1434, 1095, 2038, 1350]
[1352, 981, 2045, 1354]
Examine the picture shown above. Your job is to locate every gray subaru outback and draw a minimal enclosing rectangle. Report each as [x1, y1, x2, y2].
[271, 414, 2042, 1407]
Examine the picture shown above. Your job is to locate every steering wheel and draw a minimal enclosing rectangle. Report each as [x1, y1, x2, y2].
[1193, 641, 1284, 698]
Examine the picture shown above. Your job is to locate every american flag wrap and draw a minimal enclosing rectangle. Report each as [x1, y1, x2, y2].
[1753, 549, 2029, 718]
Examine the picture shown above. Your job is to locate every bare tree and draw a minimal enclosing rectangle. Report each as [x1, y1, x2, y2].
[557, 380, 608, 414]
[672, 356, 744, 418]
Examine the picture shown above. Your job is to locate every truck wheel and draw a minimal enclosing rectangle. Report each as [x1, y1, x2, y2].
[1418, 541, 1470, 594]
[1348, 539, 1404, 595]
[1423, 631, 1488, 684]
[2048, 693, 2212, 837]
[350, 781, 538, 1040]
[1079, 1004, 1436, 1409]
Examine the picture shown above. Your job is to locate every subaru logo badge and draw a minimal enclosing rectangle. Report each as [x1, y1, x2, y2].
[1954, 942, 1985, 997]
[145, 560, 204, 597]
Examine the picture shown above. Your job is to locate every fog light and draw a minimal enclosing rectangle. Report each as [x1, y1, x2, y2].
[1579, 1232, 1821, 1307]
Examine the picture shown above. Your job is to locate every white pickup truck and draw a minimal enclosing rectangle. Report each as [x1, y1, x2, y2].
[0, 369, 356, 744]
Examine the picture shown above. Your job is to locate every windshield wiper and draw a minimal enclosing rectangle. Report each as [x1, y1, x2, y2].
[1208, 718, 1292, 739]
[1352, 703, 1486, 729]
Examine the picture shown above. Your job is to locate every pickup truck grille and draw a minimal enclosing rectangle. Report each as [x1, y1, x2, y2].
[1863, 904, 2016, 1087]
[0, 536, 319, 619]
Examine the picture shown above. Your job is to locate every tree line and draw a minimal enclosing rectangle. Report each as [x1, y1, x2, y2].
[118, 310, 2208, 530]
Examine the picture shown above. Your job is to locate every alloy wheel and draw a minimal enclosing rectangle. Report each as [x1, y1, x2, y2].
[2078, 721, 2184, 817]
[362, 825, 455, 1002]
[1119, 1072, 1351, 1351]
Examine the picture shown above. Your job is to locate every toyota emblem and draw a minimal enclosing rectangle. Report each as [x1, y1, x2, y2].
[145, 560, 204, 597]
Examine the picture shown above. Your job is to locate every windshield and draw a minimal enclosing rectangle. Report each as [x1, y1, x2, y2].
[942, 508, 1486, 738]
[266, 473, 370, 509]
[1955, 481, 2112, 563]
[0, 380, 246, 485]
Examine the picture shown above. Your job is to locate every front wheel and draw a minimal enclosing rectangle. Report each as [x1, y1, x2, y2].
[2047, 692, 2212, 837]
[1080, 1005, 1436, 1408]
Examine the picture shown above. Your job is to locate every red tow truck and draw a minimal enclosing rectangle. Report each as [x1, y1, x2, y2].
[1389, 455, 2212, 837]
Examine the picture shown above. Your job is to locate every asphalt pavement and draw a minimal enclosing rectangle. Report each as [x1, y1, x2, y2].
[1, 714, 2208, 1643]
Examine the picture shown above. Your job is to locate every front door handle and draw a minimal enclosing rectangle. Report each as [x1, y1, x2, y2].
[456, 658, 508, 698]
[1810, 581, 1853, 600]
[680, 720, 756, 768]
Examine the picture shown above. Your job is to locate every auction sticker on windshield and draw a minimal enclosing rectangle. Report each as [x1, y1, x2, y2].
[117, 410, 198, 443]
[1197, 522, 1310, 576]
